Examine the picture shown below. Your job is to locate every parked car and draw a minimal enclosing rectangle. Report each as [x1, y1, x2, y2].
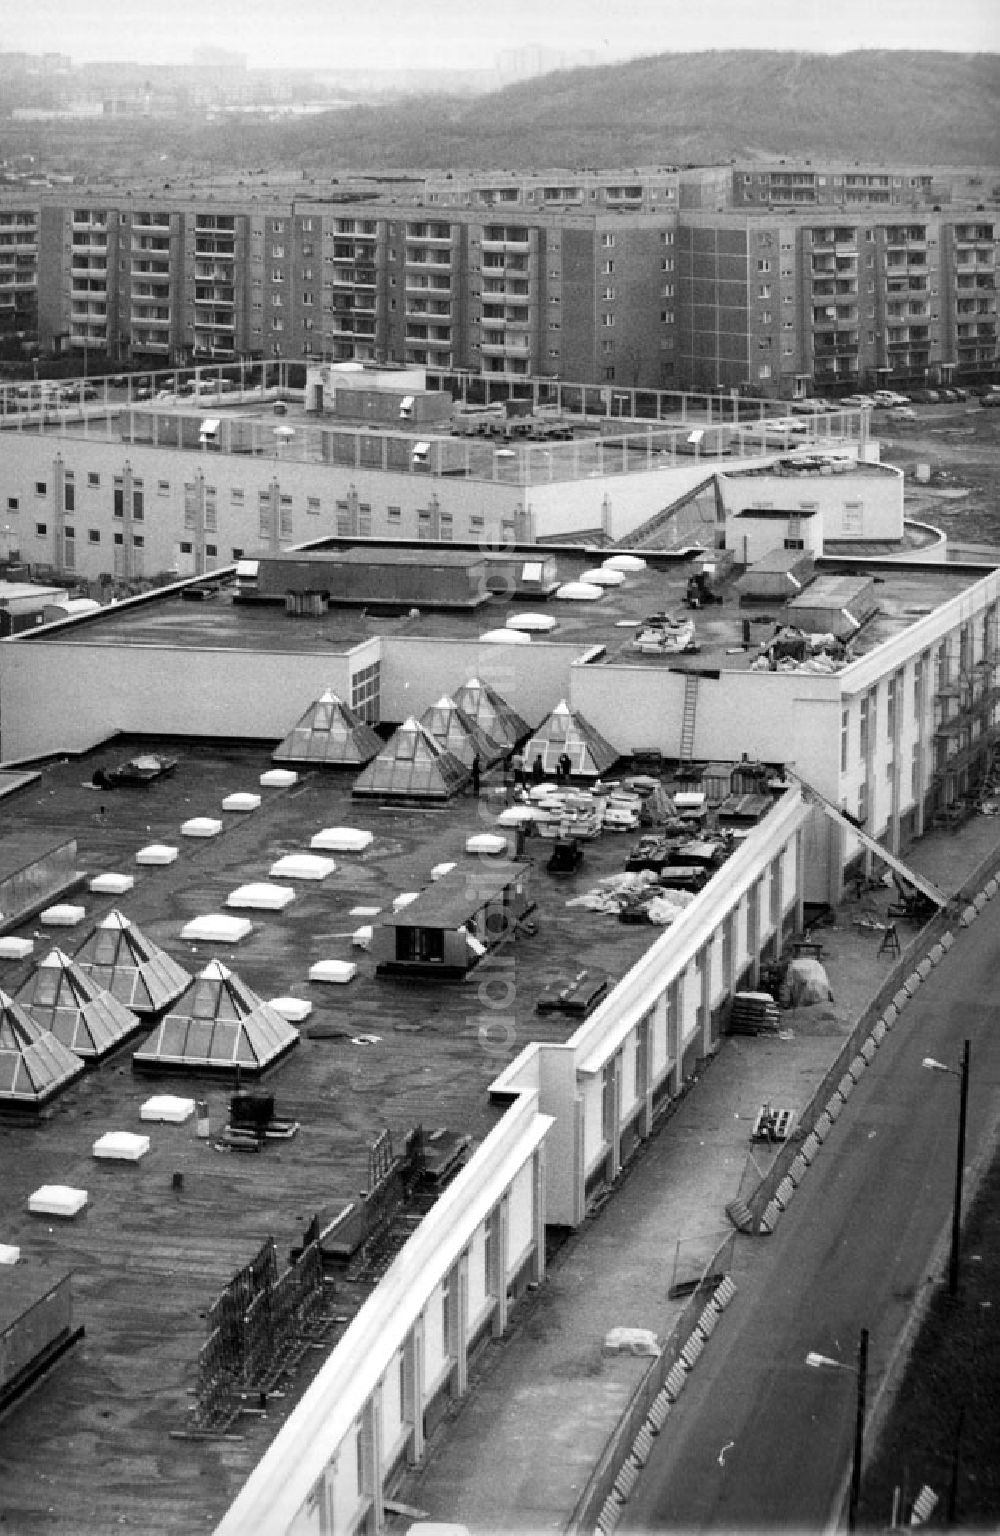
[790, 398, 833, 414]
[981, 392, 1000, 408]
[872, 390, 910, 407]
[938, 388, 958, 403]
[951, 386, 969, 401]
[887, 405, 918, 421]
[839, 394, 876, 407]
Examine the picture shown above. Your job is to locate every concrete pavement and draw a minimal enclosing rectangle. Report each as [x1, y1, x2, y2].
[391, 813, 1000, 1534]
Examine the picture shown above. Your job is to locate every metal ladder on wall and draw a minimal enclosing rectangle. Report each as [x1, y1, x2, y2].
[679, 673, 699, 762]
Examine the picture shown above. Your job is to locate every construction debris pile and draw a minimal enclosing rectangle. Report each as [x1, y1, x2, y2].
[566, 869, 699, 924]
[750, 625, 849, 674]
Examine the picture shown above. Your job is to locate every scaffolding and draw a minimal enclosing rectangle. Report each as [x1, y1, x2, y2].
[184, 1235, 337, 1436]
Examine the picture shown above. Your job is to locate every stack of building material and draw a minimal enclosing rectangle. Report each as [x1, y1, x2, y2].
[727, 991, 780, 1035]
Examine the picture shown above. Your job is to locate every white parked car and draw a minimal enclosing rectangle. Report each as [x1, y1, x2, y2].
[790, 398, 833, 414]
[873, 390, 910, 407]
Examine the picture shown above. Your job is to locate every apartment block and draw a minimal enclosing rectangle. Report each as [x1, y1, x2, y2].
[728, 162, 992, 209]
[22, 176, 1000, 395]
[423, 166, 681, 215]
[0, 198, 38, 353]
[678, 208, 998, 396]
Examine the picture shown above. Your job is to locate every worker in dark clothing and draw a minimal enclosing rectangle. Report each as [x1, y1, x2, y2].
[532, 754, 544, 783]
[557, 751, 572, 783]
[470, 754, 481, 796]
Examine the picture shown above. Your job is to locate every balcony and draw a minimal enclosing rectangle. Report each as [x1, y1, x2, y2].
[406, 223, 452, 242]
[405, 251, 453, 271]
[194, 241, 235, 260]
[131, 332, 171, 352]
[481, 257, 530, 277]
[194, 216, 236, 234]
[132, 215, 172, 234]
[132, 264, 171, 281]
[405, 276, 452, 296]
[482, 236, 531, 253]
[195, 288, 235, 306]
[128, 311, 170, 328]
[191, 314, 233, 332]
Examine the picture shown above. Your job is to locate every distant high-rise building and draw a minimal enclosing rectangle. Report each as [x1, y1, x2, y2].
[12, 160, 998, 393]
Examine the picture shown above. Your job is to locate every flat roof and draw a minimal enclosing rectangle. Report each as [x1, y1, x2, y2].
[255, 547, 485, 570]
[1, 391, 868, 490]
[0, 735, 689, 1531]
[791, 574, 875, 603]
[0, 831, 76, 880]
[735, 506, 821, 519]
[19, 545, 988, 671]
[385, 860, 527, 927]
[0, 582, 65, 604]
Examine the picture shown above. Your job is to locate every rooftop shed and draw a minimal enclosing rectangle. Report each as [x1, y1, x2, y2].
[737, 547, 817, 604]
[373, 860, 533, 977]
[786, 574, 879, 639]
[237, 548, 491, 610]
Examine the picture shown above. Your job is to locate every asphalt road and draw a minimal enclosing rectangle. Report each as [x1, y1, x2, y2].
[624, 903, 1000, 1532]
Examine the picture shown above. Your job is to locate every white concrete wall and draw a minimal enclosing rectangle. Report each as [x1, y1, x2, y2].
[488, 787, 810, 1226]
[0, 411, 868, 583]
[0, 632, 359, 759]
[215, 1089, 552, 1536]
[378, 635, 577, 729]
[568, 663, 843, 797]
[506, 1159, 534, 1273]
[719, 463, 903, 545]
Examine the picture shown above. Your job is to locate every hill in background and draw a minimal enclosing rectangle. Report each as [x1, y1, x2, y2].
[8, 50, 1000, 182]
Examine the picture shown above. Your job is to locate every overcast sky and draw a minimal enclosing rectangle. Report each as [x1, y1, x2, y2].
[5, 0, 998, 71]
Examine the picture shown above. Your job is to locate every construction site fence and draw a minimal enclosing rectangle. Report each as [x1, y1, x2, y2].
[743, 834, 1000, 1233]
[565, 1238, 736, 1536]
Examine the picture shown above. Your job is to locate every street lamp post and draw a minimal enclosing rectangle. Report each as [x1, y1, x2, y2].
[850, 1327, 869, 1531]
[922, 1039, 971, 1297]
[806, 1327, 870, 1531]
